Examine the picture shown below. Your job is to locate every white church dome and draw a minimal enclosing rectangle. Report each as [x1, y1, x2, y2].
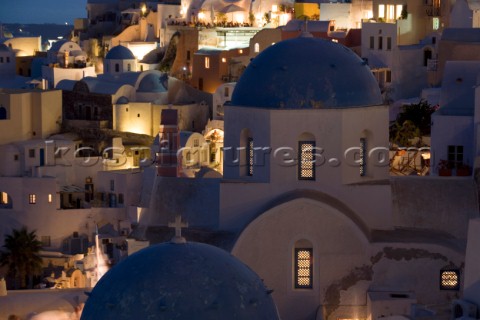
[81, 241, 279, 320]
[231, 36, 383, 109]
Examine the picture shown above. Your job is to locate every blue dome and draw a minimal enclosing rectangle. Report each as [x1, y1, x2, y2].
[231, 36, 382, 109]
[105, 45, 135, 60]
[137, 73, 168, 93]
[81, 241, 279, 320]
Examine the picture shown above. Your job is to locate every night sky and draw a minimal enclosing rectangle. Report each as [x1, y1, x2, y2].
[0, 0, 87, 24]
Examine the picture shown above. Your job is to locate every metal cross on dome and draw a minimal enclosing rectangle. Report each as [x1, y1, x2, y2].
[168, 215, 188, 244]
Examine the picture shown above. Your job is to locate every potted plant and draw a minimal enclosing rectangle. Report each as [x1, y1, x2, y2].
[438, 160, 452, 176]
[456, 163, 471, 176]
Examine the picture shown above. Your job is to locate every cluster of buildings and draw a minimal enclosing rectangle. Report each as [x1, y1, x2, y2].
[2, 0, 480, 319]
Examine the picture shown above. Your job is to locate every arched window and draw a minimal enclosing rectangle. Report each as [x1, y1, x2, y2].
[0, 106, 7, 120]
[240, 128, 253, 176]
[359, 130, 372, 177]
[360, 137, 367, 176]
[298, 132, 316, 180]
[294, 239, 313, 289]
[424, 48, 432, 67]
[254, 43, 260, 53]
[127, 63, 131, 71]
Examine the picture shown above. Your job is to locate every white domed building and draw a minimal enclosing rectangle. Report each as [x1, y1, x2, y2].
[215, 35, 468, 319]
[104, 45, 137, 74]
[81, 235, 279, 319]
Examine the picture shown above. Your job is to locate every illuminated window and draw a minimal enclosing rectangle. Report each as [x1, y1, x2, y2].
[254, 43, 260, 53]
[433, 17, 440, 30]
[332, 39, 338, 43]
[1, 192, 8, 204]
[378, 4, 385, 18]
[239, 49, 243, 54]
[295, 248, 313, 288]
[396, 5, 403, 19]
[386, 5, 395, 20]
[48, 194, 53, 203]
[221, 57, 226, 63]
[360, 138, 367, 176]
[29, 194, 36, 204]
[205, 57, 210, 69]
[299, 141, 315, 180]
[247, 137, 254, 176]
[440, 269, 460, 290]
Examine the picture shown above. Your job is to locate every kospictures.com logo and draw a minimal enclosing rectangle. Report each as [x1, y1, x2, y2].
[44, 139, 430, 168]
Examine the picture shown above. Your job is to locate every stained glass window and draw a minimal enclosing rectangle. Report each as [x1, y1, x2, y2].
[247, 138, 254, 176]
[295, 248, 313, 288]
[360, 138, 366, 176]
[299, 141, 315, 180]
[440, 269, 460, 290]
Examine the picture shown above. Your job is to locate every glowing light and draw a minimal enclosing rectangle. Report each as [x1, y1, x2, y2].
[272, 4, 278, 12]
[279, 13, 290, 26]
[93, 227, 109, 287]
[180, 5, 187, 15]
[238, 49, 243, 54]
[198, 11, 205, 20]
[222, 57, 226, 63]
[141, 4, 147, 16]
[396, 5, 403, 19]
[234, 12, 244, 24]
[378, 4, 385, 18]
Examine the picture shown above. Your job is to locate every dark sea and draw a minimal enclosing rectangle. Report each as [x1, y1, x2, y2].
[2, 23, 73, 42]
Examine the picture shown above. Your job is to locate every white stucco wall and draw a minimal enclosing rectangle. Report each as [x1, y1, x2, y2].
[0, 90, 62, 145]
[232, 197, 464, 320]
[430, 113, 474, 173]
[464, 218, 480, 306]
